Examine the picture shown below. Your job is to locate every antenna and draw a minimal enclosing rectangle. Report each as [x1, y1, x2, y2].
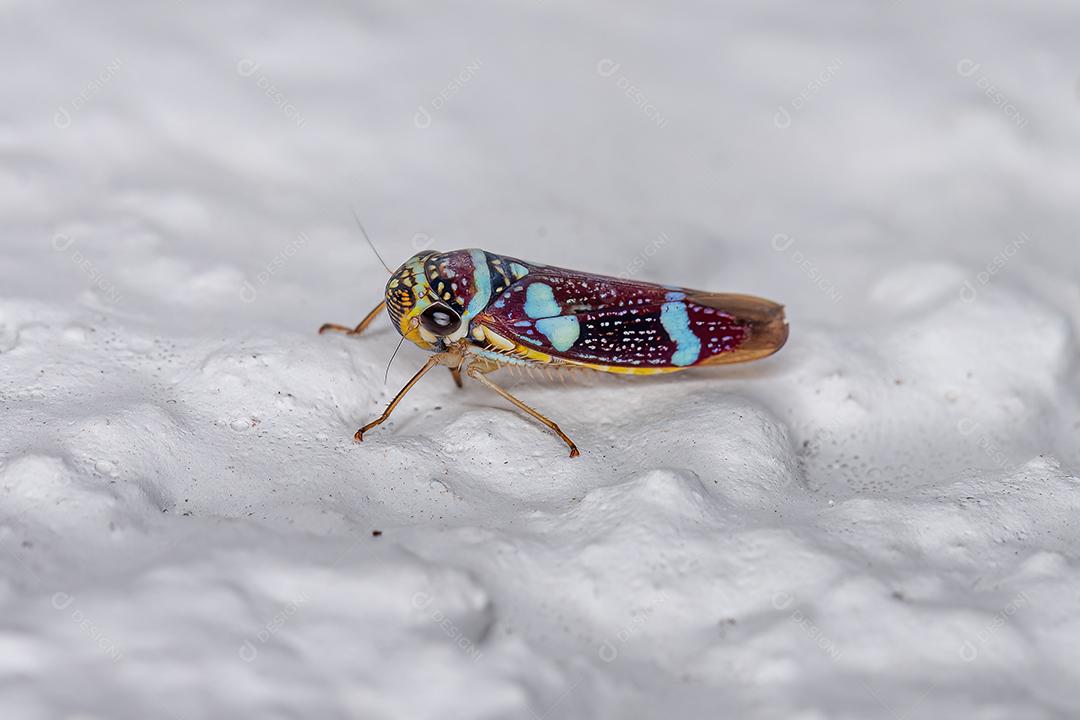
[384, 334, 406, 382]
[351, 206, 392, 274]
[384, 316, 419, 382]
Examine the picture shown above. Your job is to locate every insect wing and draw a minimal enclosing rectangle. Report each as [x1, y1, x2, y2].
[474, 265, 787, 371]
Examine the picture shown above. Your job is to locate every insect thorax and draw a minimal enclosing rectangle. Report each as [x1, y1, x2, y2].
[385, 249, 530, 339]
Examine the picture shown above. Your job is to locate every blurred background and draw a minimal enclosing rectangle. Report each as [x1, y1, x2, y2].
[4, 0, 1077, 335]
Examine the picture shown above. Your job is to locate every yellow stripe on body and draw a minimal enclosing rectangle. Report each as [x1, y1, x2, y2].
[476, 326, 684, 375]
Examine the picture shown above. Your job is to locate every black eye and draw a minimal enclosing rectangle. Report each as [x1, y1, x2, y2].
[419, 305, 462, 335]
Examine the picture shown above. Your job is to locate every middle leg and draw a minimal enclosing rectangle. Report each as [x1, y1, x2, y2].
[466, 361, 580, 457]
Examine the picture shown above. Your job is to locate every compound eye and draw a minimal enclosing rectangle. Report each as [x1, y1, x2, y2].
[419, 304, 462, 335]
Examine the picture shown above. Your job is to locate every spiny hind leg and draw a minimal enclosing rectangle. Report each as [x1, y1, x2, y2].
[320, 301, 387, 337]
[466, 360, 580, 458]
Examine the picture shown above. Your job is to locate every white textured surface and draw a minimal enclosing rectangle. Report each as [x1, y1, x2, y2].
[2, 1, 1080, 718]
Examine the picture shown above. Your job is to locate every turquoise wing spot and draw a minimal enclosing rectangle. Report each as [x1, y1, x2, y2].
[510, 262, 529, 280]
[535, 316, 581, 351]
[660, 300, 701, 366]
[525, 283, 561, 319]
[516, 280, 582, 352]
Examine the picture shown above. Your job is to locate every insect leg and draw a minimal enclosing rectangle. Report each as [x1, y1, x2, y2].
[319, 301, 387, 336]
[466, 363, 581, 458]
[449, 366, 464, 389]
[355, 351, 459, 441]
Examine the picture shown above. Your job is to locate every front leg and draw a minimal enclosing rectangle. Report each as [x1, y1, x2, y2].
[466, 359, 580, 458]
[320, 301, 387, 337]
[355, 349, 464, 441]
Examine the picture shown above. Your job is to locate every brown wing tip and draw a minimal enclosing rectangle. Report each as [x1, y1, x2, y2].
[742, 301, 789, 360]
[692, 293, 789, 366]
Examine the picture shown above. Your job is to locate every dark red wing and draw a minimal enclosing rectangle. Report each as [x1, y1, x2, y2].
[474, 261, 787, 370]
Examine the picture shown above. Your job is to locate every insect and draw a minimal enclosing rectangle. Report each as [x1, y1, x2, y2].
[320, 248, 788, 457]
